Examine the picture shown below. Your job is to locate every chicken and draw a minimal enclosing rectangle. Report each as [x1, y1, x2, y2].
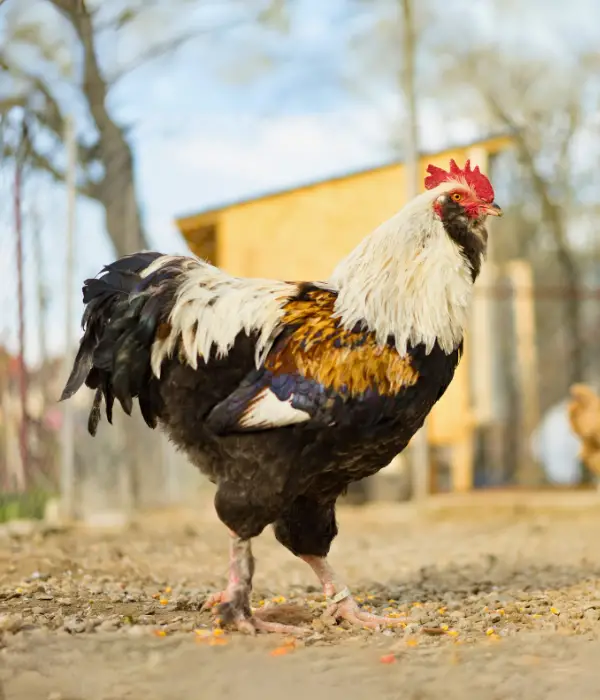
[568, 383, 600, 478]
[61, 159, 502, 635]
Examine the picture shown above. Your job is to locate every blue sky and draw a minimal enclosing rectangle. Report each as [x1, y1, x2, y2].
[0, 0, 598, 365]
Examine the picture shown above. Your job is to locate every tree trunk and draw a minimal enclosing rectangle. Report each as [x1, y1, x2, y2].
[97, 136, 147, 256]
[49, 0, 149, 256]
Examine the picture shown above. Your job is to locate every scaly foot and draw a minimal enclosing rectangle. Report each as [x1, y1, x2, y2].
[202, 586, 307, 635]
[300, 555, 404, 631]
[325, 589, 403, 630]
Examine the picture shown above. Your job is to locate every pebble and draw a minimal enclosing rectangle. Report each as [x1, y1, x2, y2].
[63, 617, 86, 634]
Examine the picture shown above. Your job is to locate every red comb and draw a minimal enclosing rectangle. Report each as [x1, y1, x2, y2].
[424, 159, 494, 203]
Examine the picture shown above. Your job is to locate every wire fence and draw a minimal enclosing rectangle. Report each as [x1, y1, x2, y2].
[1, 280, 599, 521]
[2, 111, 599, 521]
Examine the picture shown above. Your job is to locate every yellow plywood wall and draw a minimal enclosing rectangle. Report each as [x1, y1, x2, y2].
[177, 137, 510, 448]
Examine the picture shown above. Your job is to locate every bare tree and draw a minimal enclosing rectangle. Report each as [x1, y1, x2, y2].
[0, 0, 287, 256]
[433, 47, 600, 386]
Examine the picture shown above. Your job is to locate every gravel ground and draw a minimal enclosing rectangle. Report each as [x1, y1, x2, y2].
[2, 498, 600, 699]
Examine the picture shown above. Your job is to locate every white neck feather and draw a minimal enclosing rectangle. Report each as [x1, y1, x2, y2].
[328, 183, 477, 356]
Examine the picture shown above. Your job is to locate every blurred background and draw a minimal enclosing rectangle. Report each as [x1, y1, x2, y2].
[1, 0, 600, 523]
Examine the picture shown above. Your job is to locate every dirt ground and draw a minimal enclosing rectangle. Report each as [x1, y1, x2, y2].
[3, 497, 600, 700]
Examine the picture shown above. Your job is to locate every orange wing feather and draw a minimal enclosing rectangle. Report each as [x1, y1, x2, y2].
[265, 288, 419, 397]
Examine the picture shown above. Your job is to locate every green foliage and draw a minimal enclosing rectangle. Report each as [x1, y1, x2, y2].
[0, 490, 53, 523]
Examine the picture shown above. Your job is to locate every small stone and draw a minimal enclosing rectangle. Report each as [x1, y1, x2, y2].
[138, 615, 155, 625]
[98, 619, 121, 632]
[32, 607, 44, 615]
[85, 620, 97, 633]
[585, 609, 600, 623]
[64, 617, 86, 634]
[0, 614, 24, 633]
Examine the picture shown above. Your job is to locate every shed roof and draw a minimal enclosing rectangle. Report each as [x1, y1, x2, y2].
[175, 132, 513, 234]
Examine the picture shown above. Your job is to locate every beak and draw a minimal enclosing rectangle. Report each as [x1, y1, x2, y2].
[483, 202, 503, 217]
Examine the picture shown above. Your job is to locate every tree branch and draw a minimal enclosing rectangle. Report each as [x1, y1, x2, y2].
[0, 55, 65, 139]
[108, 18, 251, 84]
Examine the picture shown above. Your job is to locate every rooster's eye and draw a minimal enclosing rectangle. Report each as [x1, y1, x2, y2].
[451, 192, 463, 202]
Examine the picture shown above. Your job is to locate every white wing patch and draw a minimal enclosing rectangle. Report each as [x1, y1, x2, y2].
[238, 388, 310, 430]
[145, 256, 299, 378]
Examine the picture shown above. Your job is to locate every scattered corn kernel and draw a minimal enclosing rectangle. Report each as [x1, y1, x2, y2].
[438, 607, 447, 615]
[272, 596, 286, 604]
[447, 630, 459, 637]
[485, 628, 495, 636]
[159, 598, 168, 606]
[194, 629, 211, 638]
[440, 624, 449, 631]
[153, 629, 167, 637]
[531, 614, 542, 619]
[406, 638, 419, 647]
[367, 595, 375, 600]
[551, 607, 560, 615]
[497, 608, 505, 616]
[355, 597, 364, 603]
[209, 637, 228, 646]
[164, 586, 172, 594]
[271, 646, 292, 657]
[213, 628, 225, 637]
[380, 654, 396, 664]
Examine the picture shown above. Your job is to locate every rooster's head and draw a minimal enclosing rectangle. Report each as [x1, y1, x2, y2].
[425, 159, 502, 222]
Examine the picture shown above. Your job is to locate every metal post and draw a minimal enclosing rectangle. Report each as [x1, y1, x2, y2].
[60, 115, 77, 520]
[31, 207, 49, 402]
[401, 0, 430, 502]
[14, 126, 27, 492]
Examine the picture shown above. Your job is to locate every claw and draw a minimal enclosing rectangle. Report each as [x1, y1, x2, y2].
[201, 591, 227, 612]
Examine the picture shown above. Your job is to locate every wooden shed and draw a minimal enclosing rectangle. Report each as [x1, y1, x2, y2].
[174, 135, 513, 493]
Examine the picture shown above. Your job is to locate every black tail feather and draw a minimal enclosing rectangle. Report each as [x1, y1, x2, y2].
[88, 389, 103, 436]
[60, 251, 179, 435]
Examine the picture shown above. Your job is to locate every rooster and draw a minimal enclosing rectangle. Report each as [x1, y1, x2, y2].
[61, 159, 502, 635]
[568, 383, 600, 479]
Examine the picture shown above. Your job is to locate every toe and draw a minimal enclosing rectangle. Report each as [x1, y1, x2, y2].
[327, 597, 405, 630]
[252, 618, 309, 636]
[235, 617, 258, 635]
[201, 592, 225, 612]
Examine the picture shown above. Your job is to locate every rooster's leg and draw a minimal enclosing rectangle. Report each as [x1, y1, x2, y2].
[300, 555, 403, 630]
[202, 531, 306, 635]
[201, 530, 245, 611]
